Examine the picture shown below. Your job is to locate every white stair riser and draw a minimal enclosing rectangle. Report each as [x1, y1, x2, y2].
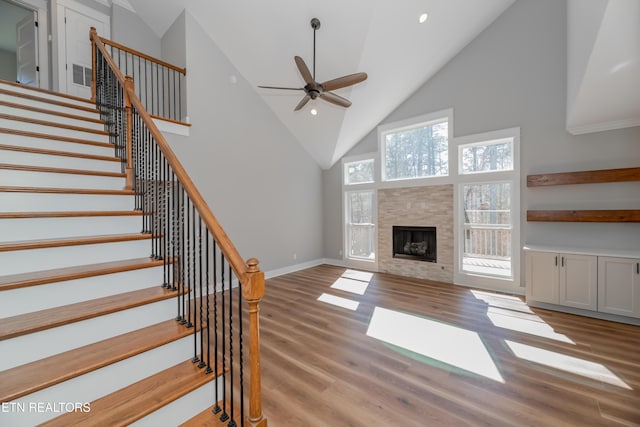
[0, 239, 153, 275]
[0, 104, 104, 131]
[0, 149, 120, 172]
[0, 133, 113, 157]
[0, 118, 109, 144]
[0, 192, 135, 212]
[0, 169, 125, 190]
[0, 83, 94, 109]
[1, 335, 200, 427]
[0, 297, 178, 371]
[0, 265, 167, 317]
[132, 381, 217, 427]
[0, 215, 142, 242]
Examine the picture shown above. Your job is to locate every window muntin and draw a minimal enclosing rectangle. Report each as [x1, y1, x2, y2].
[345, 190, 376, 261]
[344, 159, 375, 185]
[459, 138, 513, 175]
[382, 119, 448, 181]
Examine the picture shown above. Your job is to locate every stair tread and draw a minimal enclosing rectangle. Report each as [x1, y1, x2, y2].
[0, 285, 178, 341]
[0, 233, 152, 253]
[0, 142, 119, 162]
[41, 359, 217, 427]
[0, 210, 142, 219]
[0, 186, 133, 195]
[0, 79, 94, 105]
[0, 88, 97, 114]
[0, 319, 195, 401]
[180, 403, 243, 427]
[0, 100, 104, 124]
[0, 128, 113, 148]
[0, 163, 126, 178]
[0, 257, 164, 291]
[0, 113, 108, 136]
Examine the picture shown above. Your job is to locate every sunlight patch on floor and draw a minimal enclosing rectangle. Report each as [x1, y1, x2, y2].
[317, 293, 360, 311]
[505, 340, 632, 390]
[471, 290, 574, 344]
[367, 306, 504, 383]
[331, 277, 370, 295]
[342, 269, 374, 282]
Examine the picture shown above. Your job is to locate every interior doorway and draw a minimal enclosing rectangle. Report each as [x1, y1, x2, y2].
[0, 0, 38, 86]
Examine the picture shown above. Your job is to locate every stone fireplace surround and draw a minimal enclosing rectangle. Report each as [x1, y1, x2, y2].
[378, 185, 453, 283]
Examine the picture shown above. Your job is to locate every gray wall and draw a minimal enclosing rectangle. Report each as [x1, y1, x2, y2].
[323, 0, 640, 278]
[161, 12, 324, 273]
[111, 4, 161, 58]
[0, 48, 16, 81]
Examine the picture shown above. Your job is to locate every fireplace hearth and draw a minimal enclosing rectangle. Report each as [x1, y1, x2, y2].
[392, 226, 436, 262]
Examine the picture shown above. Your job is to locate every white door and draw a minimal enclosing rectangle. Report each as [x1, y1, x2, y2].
[598, 257, 640, 318]
[525, 251, 559, 304]
[58, 2, 109, 98]
[559, 254, 597, 310]
[16, 11, 38, 86]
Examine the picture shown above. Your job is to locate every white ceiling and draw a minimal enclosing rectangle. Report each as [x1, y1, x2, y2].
[566, 0, 640, 134]
[124, 0, 639, 169]
[127, 0, 515, 169]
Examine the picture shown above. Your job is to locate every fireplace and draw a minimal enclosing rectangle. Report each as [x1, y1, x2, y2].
[392, 226, 436, 262]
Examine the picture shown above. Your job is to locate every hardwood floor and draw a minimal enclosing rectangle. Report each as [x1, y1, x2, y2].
[254, 264, 640, 427]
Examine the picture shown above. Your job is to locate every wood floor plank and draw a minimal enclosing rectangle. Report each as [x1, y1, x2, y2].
[0, 320, 195, 401]
[0, 286, 178, 341]
[251, 265, 640, 427]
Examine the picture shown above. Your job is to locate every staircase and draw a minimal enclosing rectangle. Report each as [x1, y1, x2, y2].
[0, 80, 254, 426]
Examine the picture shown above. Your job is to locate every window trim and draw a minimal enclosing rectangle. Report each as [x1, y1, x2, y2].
[453, 127, 521, 292]
[378, 108, 453, 184]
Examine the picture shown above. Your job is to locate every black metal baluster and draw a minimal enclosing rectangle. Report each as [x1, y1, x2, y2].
[219, 253, 228, 422]
[192, 204, 199, 360]
[205, 232, 212, 374]
[228, 264, 236, 427]
[212, 241, 221, 415]
[197, 218, 206, 368]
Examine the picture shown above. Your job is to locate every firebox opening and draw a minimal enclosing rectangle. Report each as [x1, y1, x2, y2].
[392, 226, 436, 262]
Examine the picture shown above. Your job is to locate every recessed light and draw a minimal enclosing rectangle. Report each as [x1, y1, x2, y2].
[310, 108, 318, 116]
[419, 13, 428, 24]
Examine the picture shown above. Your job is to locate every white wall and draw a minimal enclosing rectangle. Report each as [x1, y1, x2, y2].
[323, 0, 640, 283]
[0, 48, 16, 81]
[111, 3, 161, 58]
[161, 12, 324, 272]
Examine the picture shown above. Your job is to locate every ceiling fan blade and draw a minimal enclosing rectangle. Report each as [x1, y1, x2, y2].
[321, 72, 368, 92]
[294, 94, 312, 111]
[319, 91, 352, 108]
[294, 56, 314, 85]
[258, 85, 304, 91]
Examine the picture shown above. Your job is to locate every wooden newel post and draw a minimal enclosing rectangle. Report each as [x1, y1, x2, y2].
[243, 258, 267, 427]
[124, 76, 134, 191]
[89, 27, 97, 102]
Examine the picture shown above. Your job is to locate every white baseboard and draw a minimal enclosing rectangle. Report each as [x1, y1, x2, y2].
[263, 259, 325, 279]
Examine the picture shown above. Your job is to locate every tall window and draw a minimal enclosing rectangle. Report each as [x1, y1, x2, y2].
[380, 114, 449, 182]
[343, 157, 376, 263]
[456, 132, 519, 287]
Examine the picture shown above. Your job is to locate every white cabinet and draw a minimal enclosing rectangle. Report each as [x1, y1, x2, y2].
[598, 257, 640, 318]
[526, 251, 597, 310]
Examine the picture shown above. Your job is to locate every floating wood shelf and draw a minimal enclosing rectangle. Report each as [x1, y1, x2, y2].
[527, 167, 640, 187]
[527, 210, 640, 223]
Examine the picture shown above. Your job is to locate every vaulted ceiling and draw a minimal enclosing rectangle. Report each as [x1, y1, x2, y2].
[125, 0, 639, 169]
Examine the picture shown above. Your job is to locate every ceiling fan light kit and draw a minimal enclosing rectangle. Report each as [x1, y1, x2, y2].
[258, 18, 368, 112]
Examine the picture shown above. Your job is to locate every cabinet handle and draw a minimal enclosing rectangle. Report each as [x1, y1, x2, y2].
[637, 262, 639, 275]
[561, 256, 565, 267]
[555, 256, 558, 266]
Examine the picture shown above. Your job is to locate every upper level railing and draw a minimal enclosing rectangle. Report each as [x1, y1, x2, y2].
[90, 28, 267, 427]
[91, 35, 186, 123]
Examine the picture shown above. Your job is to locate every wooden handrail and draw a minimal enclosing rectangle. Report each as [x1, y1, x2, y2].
[91, 27, 266, 425]
[99, 36, 186, 75]
[90, 27, 247, 282]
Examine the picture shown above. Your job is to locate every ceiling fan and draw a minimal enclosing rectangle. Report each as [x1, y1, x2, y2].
[258, 18, 368, 111]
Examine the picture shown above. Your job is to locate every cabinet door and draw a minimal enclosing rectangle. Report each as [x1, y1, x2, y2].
[559, 254, 597, 310]
[526, 251, 559, 304]
[598, 257, 640, 318]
